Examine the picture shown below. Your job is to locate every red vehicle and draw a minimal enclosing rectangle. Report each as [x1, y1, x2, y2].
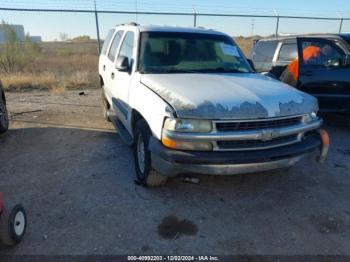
[0, 81, 9, 133]
[0, 83, 26, 245]
[0, 193, 27, 246]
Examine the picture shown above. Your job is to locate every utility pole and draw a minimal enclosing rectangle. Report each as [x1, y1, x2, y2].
[94, 0, 101, 54]
[251, 18, 255, 36]
[135, 0, 138, 23]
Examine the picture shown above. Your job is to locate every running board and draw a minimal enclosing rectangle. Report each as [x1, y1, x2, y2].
[110, 115, 133, 146]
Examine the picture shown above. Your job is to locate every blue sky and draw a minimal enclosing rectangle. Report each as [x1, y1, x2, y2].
[1, 0, 350, 41]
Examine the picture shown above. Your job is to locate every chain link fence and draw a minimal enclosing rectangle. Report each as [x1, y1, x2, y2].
[0, 7, 349, 91]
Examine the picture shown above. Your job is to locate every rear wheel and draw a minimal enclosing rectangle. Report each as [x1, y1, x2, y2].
[133, 120, 167, 187]
[0, 204, 27, 246]
[101, 89, 111, 122]
[0, 95, 9, 133]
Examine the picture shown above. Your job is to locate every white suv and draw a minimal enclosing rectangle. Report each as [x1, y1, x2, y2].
[99, 23, 328, 187]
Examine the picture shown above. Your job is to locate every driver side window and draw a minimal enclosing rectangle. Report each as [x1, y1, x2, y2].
[301, 41, 344, 68]
[117, 31, 135, 68]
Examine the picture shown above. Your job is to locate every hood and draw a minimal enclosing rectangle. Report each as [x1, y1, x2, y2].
[140, 73, 318, 119]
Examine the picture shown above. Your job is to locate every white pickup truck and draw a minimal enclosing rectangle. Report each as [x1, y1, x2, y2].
[99, 23, 329, 186]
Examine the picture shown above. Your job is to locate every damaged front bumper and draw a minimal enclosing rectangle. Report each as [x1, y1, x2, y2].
[149, 130, 328, 177]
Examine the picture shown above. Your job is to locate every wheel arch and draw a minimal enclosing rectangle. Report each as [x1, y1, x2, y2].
[99, 75, 104, 87]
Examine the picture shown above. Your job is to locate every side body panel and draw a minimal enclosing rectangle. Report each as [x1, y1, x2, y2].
[128, 74, 173, 140]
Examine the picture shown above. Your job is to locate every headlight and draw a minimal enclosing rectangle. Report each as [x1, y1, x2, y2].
[163, 118, 212, 133]
[162, 118, 213, 151]
[303, 111, 318, 124]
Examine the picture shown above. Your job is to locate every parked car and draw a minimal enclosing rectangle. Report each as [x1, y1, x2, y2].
[99, 23, 328, 186]
[0, 81, 9, 133]
[250, 34, 350, 113]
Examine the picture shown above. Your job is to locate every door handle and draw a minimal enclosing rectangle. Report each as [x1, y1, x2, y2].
[111, 72, 115, 79]
[103, 65, 106, 71]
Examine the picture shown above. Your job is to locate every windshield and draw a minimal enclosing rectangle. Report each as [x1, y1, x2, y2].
[138, 32, 252, 74]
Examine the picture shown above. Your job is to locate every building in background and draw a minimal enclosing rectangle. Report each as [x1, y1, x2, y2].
[30, 36, 42, 43]
[0, 24, 41, 43]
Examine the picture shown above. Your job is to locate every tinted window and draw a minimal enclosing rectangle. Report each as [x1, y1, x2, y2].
[108, 30, 124, 62]
[101, 29, 115, 55]
[117, 32, 135, 67]
[278, 43, 297, 61]
[251, 40, 278, 62]
[138, 32, 252, 73]
[301, 40, 344, 67]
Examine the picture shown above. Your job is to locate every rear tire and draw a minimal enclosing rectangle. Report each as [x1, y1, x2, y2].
[0, 204, 27, 246]
[133, 119, 167, 187]
[0, 95, 9, 133]
[101, 89, 111, 122]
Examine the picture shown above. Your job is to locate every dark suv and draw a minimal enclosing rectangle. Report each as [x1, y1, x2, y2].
[250, 34, 350, 113]
[0, 81, 9, 133]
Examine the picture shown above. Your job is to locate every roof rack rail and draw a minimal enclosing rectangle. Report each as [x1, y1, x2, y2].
[115, 22, 138, 27]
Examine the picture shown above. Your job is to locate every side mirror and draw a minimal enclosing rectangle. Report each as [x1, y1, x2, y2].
[247, 59, 256, 71]
[116, 56, 130, 72]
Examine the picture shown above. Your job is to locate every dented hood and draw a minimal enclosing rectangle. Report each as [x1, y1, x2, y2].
[140, 73, 318, 119]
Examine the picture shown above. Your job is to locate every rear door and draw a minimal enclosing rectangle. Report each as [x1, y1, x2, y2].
[297, 37, 350, 112]
[99, 29, 115, 87]
[104, 30, 124, 106]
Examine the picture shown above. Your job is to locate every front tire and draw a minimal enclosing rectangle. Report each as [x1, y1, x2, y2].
[133, 120, 167, 187]
[0, 95, 9, 133]
[0, 204, 27, 246]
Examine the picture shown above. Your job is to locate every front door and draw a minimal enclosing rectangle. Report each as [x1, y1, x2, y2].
[297, 37, 350, 112]
[110, 31, 136, 127]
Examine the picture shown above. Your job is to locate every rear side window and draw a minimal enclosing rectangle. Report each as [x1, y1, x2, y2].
[278, 43, 297, 61]
[101, 29, 115, 55]
[117, 31, 135, 67]
[251, 41, 278, 62]
[108, 30, 124, 62]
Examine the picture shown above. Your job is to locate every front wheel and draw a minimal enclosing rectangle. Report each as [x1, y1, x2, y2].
[0, 95, 9, 133]
[0, 204, 27, 246]
[133, 120, 167, 187]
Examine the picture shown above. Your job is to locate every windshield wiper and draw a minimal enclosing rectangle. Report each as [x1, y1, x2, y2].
[196, 67, 247, 73]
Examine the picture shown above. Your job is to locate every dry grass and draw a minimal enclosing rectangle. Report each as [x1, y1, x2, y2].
[2, 41, 99, 92]
[2, 38, 258, 92]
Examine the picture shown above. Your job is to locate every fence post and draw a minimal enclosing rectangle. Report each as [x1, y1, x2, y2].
[94, 0, 101, 54]
[275, 15, 280, 38]
[339, 18, 343, 33]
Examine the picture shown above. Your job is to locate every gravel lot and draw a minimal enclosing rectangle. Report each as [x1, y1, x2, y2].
[0, 90, 350, 255]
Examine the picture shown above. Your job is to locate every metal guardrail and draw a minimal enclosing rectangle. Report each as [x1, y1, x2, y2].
[0, 7, 348, 54]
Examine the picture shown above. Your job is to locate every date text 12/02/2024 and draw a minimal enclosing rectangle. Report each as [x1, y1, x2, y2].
[127, 256, 219, 261]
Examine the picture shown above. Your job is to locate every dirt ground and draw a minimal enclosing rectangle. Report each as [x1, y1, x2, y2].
[0, 89, 350, 255]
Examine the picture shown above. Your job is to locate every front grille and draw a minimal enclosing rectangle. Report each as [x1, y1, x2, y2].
[215, 116, 302, 132]
[217, 134, 299, 150]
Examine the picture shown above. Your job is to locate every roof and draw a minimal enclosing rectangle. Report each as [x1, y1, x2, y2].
[260, 33, 344, 42]
[115, 23, 226, 36]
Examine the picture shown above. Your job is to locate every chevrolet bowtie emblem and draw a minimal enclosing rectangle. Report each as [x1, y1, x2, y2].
[261, 129, 274, 141]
